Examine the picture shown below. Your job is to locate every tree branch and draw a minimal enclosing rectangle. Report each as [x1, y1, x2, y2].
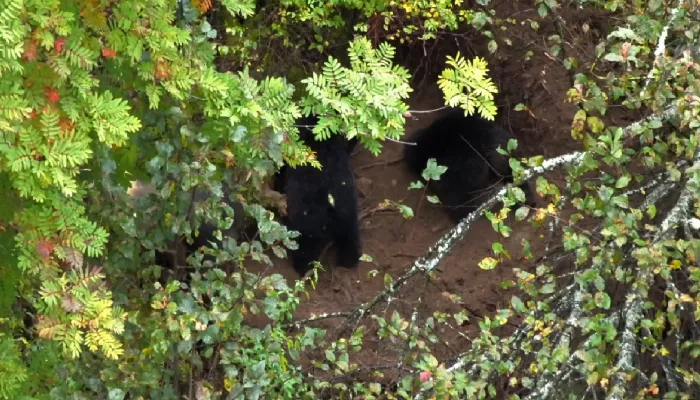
[607, 144, 700, 400]
[641, 0, 686, 92]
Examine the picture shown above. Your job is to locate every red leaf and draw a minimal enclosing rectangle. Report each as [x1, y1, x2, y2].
[620, 42, 631, 58]
[58, 118, 75, 133]
[61, 293, 84, 313]
[44, 87, 60, 103]
[36, 240, 54, 259]
[54, 38, 66, 53]
[101, 47, 116, 58]
[64, 247, 84, 268]
[155, 59, 171, 80]
[24, 40, 38, 61]
[419, 371, 432, 383]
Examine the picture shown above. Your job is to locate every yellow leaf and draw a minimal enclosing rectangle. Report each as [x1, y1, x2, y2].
[680, 293, 694, 302]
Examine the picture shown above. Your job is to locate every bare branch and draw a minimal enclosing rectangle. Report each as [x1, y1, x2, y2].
[286, 311, 354, 329]
[407, 106, 449, 114]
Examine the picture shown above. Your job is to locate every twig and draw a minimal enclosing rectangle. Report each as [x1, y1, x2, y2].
[286, 311, 354, 329]
[407, 106, 449, 114]
[385, 137, 417, 146]
[357, 156, 405, 171]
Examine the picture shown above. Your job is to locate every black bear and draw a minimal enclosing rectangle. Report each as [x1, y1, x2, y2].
[128, 181, 252, 270]
[184, 185, 250, 265]
[274, 115, 362, 276]
[403, 109, 534, 223]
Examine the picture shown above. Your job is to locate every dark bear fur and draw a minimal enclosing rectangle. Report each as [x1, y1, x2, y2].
[146, 184, 255, 273]
[274, 115, 362, 276]
[185, 186, 252, 262]
[403, 109, 535, 223]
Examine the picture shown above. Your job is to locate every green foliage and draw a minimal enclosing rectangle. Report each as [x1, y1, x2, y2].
[137, 272, 319, 398]
[301, 37, 412, 155]
[0, 176, 19, 317]
[438, 53, 498, 120]
[0, 336, 28, 400]
[0, 0, 552, 398]
[217, 0, 492, 74]
[373, 0, 474, 42]
[0, 0, 25, 77]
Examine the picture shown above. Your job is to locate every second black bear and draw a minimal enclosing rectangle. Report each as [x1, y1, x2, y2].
[403, 109, 534, 223]
[142, 184, 254, 272]
[185, 186, 250, 264]
[274, 115, 362, 276]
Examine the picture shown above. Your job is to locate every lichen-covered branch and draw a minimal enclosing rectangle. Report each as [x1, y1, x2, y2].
[642, 0, 686, 92]
[607, 145, 700, 400]
[286, 311, 354, 329]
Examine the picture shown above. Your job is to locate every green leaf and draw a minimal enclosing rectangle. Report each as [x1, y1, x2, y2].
[515, 206, 530, 220]
[511, 187, 527, 203]
[615, 175, 631, 188]
[409, 181, 425, 190]
[384, 273, 393, 289]
[337, 352, 349, 371]
[540, 283, 556, 294]
[108, 389, 126, 400]
[647, 204, 657, 218]
[454, 310, 469, 325]
[492, 242, 505, 255]
[507, 138, 518, 153]
[397, 205, 414, 219]
[250, 360, 266, 379]
[426, 195, 441, 204]
[604, 53, 624, 62]
[488, 40, 498, 53]
[325, 349, 336, 363]
[422, 158, 448, 181]
[587, 116, 605, 133]
[511, 296, 526, 312]
[478, 257, 498, 270]
[230, 125, 247, 142]
[595, 292, 611, 310]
